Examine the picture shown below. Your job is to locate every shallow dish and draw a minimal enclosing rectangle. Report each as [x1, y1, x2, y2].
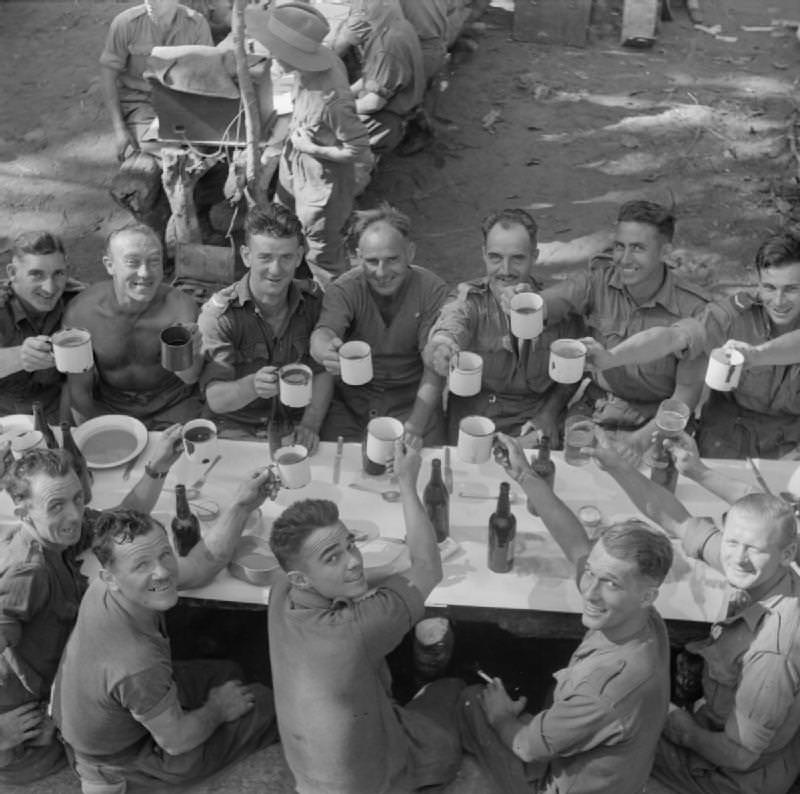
[72, 415, 148, 469]
[228, 536, 281, 587]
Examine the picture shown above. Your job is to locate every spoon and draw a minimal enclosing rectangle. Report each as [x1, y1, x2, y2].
[348, 482, 401, 502]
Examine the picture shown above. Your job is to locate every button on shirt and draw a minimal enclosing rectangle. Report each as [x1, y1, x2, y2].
[542, 260, 709, 403]
[198, 276, 324, 427]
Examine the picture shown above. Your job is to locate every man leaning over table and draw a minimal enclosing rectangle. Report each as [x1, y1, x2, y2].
[457, 433, 673, 794]
[423, 207, 583, 447]
[54, 469, 279, 794]
[589, 435, 800, 794]
[0, 426, 183, 785]
[581, 230, 800, 459]
[268, 440, 464, 794]
[0, 231, 85, 423]
[538, 199, 709, 456]
[64, 223, 204, 429]
[198, 204, 333, 447]
[310, 203, 448, 448]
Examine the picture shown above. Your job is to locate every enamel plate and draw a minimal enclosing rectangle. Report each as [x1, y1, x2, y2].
[72, 415, 148, 469]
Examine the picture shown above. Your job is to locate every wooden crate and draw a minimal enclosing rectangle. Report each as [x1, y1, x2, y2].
[513, 0, 593, 48]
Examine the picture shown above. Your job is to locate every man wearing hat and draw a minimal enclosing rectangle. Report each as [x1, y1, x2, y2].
[246, 2, 370, 279]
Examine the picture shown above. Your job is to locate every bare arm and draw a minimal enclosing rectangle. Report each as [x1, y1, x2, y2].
[0, 337, 55, 378]
[205, 375, 258, 414]
[403, 367, 445, 449]
[355, 92, 387, 115]
[119, 425, 184, 514]
[309, 326, 343, 376]
[101, 65, 137, 160]
[726, 330, 800, 367]
[66, 370, 100, 423]
[603, 325, 691, 368]
[296, 370, 334, 454]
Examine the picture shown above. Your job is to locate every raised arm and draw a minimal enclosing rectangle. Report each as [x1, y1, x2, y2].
[119, 424, 184, 514]
[309, 326, 343, 376]
[724, 329, 800, 367]
[403, 367, 445, 449]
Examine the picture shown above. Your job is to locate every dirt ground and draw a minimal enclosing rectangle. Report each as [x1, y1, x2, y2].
[1, 0, 799, 293]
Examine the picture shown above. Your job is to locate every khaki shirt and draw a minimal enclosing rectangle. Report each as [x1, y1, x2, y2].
[542, 259, 709, 403]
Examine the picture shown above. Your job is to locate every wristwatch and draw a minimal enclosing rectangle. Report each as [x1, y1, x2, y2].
[144, 463, 169, 479]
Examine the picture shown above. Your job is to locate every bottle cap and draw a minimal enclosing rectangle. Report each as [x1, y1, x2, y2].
[578, 505, 601, 527]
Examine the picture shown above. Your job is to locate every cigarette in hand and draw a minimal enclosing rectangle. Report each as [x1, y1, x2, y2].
[476, 668, 493, 684]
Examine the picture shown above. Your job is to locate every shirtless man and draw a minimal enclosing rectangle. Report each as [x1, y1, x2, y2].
[64, 224, 203, 428]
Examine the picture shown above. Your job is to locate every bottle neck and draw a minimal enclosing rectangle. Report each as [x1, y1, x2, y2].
[175, 488, 191, 519]
[495, 485, 511, 516]
[430, 460, 443, 485]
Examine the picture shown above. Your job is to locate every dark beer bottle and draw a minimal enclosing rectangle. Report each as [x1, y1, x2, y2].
[488, 482, 516, 573]
[32, 401, 58, 449]
[650, 437, 678, 494]
[172, 484, 201, 556]
[60, 422, 93, 503]
[527, 435, 556, 517]
[423, 458, 449, 542]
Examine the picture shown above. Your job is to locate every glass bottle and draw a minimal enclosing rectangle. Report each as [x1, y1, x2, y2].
[32, 401, 58, 449]
[172, 484, 201, 556]
[488, 482, 516, 573]
[650, 437, 678, 494]
[527, 435, 556, 516]
[60, 422, 93, 503]
[423, 458, 449, 542]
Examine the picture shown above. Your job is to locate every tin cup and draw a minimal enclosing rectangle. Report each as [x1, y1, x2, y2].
[363, 416, 403, 475]
[182, 419, 219, 465]
[10, 430, 45, 459]
[549, 339, 587, 384]
[563, 416, 595, 467]
[278, 364, 313, 408]
[339, 340, 373, 386]
[160, 323, 195, 372]
[52, 328, 93, 373]
[448, 351, 483, 397]
[705, 347, 744, 391]
[274, 444, 311, 489]
[509, 292, 544, 340]
[457, 415, 496, 464]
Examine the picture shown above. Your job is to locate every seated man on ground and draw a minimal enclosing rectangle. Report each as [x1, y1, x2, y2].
[268, 441, 464, 794]
[54, 490, 279, 793]
[0, 231, 84, 423]
[585, 231, 800, 458]
[0, 429, 183, 785]
[310, 204, 448, 447]
[458, 432, 673, 794]
[64, 224, 204, 429]
[198, 204, 333, 445]
[539, 200, 709, 454]
[591, 439, 800, 794]
[424, 208, 582, 446]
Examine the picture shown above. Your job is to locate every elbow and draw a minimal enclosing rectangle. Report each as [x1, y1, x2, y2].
[724, 746, 760, 772]
[158, 736, 198, 757]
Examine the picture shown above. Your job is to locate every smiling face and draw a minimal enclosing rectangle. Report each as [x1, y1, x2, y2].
[242, 232, 303, 304]
[22, 471, 85, 549]
[612, 221, 669, 295]
[482, 221, 537, 290]
[102, 523, 180, 614]
[104, 230, 163, 307]
[758, 262, 800, 330]
[291, 521, 367, 600]
[578, 539, 656, 640]
[7, 251, 69, 316]
[357, 222, 414, 298]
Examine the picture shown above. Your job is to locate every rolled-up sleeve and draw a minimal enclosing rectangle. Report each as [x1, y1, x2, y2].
[429, 283, 479, 348]
[99, 16, 130, 71]
[197, 306, 236, 391]
[680, 516, 721, 569]
[316, 282, 355, 338]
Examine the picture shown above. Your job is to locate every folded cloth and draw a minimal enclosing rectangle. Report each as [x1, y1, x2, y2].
[145, 45, 240, 99]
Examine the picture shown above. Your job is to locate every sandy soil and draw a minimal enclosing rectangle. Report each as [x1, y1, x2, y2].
[1, 0, 799, 291]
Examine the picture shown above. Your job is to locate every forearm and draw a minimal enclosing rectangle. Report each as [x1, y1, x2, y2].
[405, 369, 444, 436]
[67, 373, 99, 421]
[300, 371, 334, 432]
[310, 326, 338, 364]
[490, 713, 528, 759]
[355, 92, 387, 115]
[155, 701, 224, 756]
[539, 383, 576, 418]
[673, 718, 758, 771]
[606, 326, 689, 368]
[673, 358, 706, 411]
[747, 329, 800, 366]
[308, 141, 366, 163]
[120, 463, 170, 514]
[205, 376, 258, 414]
[399, 478, 442, 597]
[688, 464, 756, 504]
[101, 66, 126, 130]
[174, 356, 204, 385]
[0, 346, 24, 378]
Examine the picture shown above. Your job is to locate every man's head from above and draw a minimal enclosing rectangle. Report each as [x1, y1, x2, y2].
[612, 200, 675, 292]
[720, 493, 797, 595]
[93, 508, 181, 613]
[103, 224, 164, 307]
[8, 231, 68, 315]
[242, 204, 305, 303]
[270, 499, 368, 600]
[480, 208, 539, 288]
[349, 203, 415, 298]
[5, 449, 84, 549]
[754, 231, 800, 330]
[579, 520, 673, 640]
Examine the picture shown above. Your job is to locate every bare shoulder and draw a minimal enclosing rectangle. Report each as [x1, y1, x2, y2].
[163, 285, 199, 321]
[64, 281, 113, 321]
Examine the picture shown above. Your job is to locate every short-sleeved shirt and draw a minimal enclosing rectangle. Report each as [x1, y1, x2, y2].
[0, 514, 95, 713]
[678, 295, 800, 417]
[399, 0, 448, 41]
[99, 4, 212, 104]
[681, 519, 800, 771]
[517, 607, 670, 794]
[361, 17, 425, 116]
[268, 572, 426, 794]
[54, 578, 177, 759]
[542, 259, 709, 403]
[0, 282, 83, 420]
[198, 276, 324, 427]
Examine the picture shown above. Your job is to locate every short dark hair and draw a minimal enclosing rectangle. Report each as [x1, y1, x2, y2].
[754, 231, 800, 276]
[4, 449, 76, 504]
[12, 231, 65, 260]
[270, 499, 340, 570]
[617, 200, 675, 242]
[726, 493, 797, 548]
[347, 202, 411, 251]
[244, 203, 305, 247]
[91, 507, 165, 568]
[481, 208, 538, 246]
[599, 520, 674, 585]
[105, 223, 162, 256]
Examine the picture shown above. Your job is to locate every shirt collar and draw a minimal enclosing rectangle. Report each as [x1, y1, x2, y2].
[8, 288, 64, 331]
[607, 265, 679, 312]
[232, 274, 304, 315]
[105, 585, 167, 637]
[725, 570, 797, 631]
[289, 584, 352, 611]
